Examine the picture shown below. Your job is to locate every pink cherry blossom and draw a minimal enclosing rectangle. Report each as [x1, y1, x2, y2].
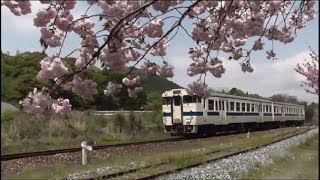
[157, 63, 174, 78]
[3, 0, 317, 116]
[295, 47, 319, 95]
[128, 87, 143, 98]
[122, 76, 140, 86]
[144, 19, 164, 38]
[253, 39, 264, 51]
[241, 62, 254, 73]
[69, 76, 98, 100]
[150, 38, 170, 56]
[141, 61, 160, 74]
[52, 98, 72, 115]
[37, 57, 68, 82]
[186, 81, 209, 98]
[104, 81, 122, 96]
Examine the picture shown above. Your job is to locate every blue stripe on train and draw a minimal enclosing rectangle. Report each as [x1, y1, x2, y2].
[285, 114, 300, 116]
[227, 112, 259, 116]
[163, 112, 300, 117]
[207, 112, 219, 116]
[263, 113, 272, 116]
[183, 111, 203, 116]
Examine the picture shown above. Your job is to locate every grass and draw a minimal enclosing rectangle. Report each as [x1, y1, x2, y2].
[1, 126, 311, 179]
[241, 133, 319, 180]
[1, 110, 166, 154]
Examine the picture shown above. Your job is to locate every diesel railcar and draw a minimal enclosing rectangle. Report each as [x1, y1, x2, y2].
[162, 89, 305, 136]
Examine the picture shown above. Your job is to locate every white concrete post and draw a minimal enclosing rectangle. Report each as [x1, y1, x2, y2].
[81, 141, 92, 165]
[246, 131, 250, 138]
[82, 147, 88, 165]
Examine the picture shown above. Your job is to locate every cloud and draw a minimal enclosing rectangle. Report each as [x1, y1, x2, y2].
[168, 50, 318, 103]
[1, 1, 44, 34]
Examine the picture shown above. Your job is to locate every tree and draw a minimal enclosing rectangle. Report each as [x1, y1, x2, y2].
[294, 46, 319, 95]
[270, 94, 298, 103]
[2, 0, 317, 117]
[229, 88, 246, 96]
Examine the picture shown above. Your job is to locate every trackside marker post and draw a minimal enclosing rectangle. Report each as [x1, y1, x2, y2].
[81, 141, 92, 165]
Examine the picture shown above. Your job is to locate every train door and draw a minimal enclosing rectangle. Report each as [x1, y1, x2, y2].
[219, 98, 227, 124]
[259, 103, 263, 123]
[172, 95, 182, 124]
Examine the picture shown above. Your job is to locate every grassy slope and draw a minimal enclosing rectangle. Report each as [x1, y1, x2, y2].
[241, 134, 319, 179]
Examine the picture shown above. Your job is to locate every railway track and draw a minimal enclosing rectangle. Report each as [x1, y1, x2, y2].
[1, 125, 312, 162]
[85, 125, 318, 180]
[1, 137, 185, 161]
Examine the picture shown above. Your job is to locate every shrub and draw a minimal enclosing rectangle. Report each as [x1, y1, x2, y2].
[1, 110, 18, 122]
[114, 114, 127, 133]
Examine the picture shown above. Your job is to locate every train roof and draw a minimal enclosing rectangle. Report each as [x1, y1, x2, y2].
[163, 88, 303, 107]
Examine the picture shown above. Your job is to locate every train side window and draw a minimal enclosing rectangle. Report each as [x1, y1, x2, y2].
[230, 102, 235, 111]
[162, 97, 172, 105]
[251, 103, 255, 112]
[226, 101, 229, 111]
[266, 105, 269, 113]
[222, 101, 225, 111]
[247, 103, 250, 112]
[215, 100, 218, 111]
[242, 103, 246, 112]
[236, 102, 240, 111]
[208, 100, 214, 110]
[196, 96, 202, 103]
[183, 96, 192, 103]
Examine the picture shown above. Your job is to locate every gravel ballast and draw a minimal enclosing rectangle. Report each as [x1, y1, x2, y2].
[159, 127, 319, 180]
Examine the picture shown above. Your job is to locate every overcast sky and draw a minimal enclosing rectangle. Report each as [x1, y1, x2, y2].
[1, 1, 319, 103]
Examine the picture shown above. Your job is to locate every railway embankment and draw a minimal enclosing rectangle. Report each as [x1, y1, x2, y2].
[1, 126, 316, 179]
[159, 126, 318, 180]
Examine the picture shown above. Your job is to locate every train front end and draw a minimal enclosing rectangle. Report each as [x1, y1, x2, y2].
[162, 89, 202, 135]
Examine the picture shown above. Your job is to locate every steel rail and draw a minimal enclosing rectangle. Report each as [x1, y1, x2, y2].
[83, 125, 317, 180]
[137, 125, 318, 180]
[1, 137, 185, 161]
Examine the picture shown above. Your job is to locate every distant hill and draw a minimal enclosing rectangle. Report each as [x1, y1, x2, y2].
[1, 51, 181, 110]
[128, 67, 181, 93]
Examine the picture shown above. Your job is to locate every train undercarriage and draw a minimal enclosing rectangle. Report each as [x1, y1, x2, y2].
[166, 120, 304, 138]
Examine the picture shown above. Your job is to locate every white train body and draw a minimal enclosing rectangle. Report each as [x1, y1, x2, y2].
[162, 89, 305, 134]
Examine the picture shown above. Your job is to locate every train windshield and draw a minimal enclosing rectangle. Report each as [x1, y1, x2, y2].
[173, 96, 181, 106]
[183, 95, 202, 103]
[162, 97, 172, 105]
